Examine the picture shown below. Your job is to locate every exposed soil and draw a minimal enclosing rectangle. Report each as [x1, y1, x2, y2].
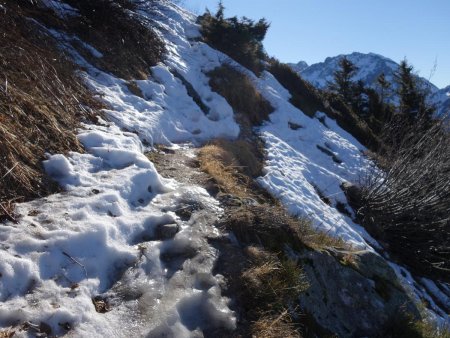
[147, 145, 218, 193]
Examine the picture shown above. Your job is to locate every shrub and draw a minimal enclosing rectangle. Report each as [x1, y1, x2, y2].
[325, 92, 381, 151]
[208, 65, 274, 126]
[357, 119, 450, 281]
[198, 2, 269, 75]
[268, 59, 326, 117]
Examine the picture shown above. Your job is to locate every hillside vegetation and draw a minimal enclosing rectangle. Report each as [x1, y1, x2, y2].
[0, 3, 102, 221]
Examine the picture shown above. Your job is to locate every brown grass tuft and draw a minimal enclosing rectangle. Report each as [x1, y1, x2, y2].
[0, 4, 103, 213]
[251, 311, 301, 338]
[198, 136, 346, 336]
[238, 248, 306, 337]
[224, 205, 347, 253]
[198, 139, 264, 198]
[0, 329, 15, 338]
[208, 65, 274, 126]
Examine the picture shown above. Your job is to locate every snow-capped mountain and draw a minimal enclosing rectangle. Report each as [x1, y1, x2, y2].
[430, 85, 450, 116]
[290, 52, 449, 116]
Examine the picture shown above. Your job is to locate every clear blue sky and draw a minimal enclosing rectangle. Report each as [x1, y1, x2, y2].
[182, 0, 450, 88]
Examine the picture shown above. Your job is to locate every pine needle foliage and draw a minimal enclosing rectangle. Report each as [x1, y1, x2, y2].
[198, 1, 269, 75]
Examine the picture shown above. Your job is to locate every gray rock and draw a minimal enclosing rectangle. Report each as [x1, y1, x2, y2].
[299, 249, 420, 337]
[156, 223, 179, 240]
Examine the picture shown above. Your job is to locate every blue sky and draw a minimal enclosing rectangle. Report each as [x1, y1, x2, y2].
[182, 0, 450, 88]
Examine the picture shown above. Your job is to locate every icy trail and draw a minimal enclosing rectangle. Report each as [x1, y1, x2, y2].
[0, 2, 241, 336]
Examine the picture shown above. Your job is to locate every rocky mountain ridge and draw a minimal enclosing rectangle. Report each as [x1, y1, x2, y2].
[290, 52, 449, 116]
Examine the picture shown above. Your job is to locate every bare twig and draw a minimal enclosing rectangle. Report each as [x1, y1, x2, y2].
[0, 203, 18, 223]
[62, 251, 88, 278]
[0, 162, 19, 181]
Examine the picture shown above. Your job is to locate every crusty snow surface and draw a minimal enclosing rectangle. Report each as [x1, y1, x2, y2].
[0, 1, 448, 336]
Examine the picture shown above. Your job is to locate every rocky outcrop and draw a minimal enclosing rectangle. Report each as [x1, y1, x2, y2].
[299, 249, 420, 337]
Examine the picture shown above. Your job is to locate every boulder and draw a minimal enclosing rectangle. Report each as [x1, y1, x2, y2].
[299, 249, 420, 337]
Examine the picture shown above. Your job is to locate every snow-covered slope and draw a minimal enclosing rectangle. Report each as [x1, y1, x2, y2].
[430, 85, 450, 116]
[0, 2, 448, 336]
[290, 52, 449, 115]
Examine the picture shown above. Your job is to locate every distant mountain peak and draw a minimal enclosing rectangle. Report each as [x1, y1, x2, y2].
[290, 52, 449, 116]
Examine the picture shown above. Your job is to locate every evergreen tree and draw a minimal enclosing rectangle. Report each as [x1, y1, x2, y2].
[215, 0, 224, 21]
[394, 59, 434, 125]
[375, 73, 393, 123]
[197, 2, 270, 74]
[328, 57, 359, 106]
[376, 73, 391, 104]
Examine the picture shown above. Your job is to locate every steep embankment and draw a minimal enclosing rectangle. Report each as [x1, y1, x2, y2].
[0, 1, 449, 337]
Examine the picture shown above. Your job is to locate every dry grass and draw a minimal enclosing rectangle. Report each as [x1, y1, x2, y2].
[198, 137, 347, 336]
[0, 4, 103, 215]
[199, 139, 347, 252]
[0, 329, 15, 338]
[251, 311, 301, 338]
[225, 205, 347, 253]
[208, 65, 274, 126]
[238, 248, 306, 338]
[242, 257, 309, 306]
[198, 139, 264, 198]
[15, 0, 165, 80]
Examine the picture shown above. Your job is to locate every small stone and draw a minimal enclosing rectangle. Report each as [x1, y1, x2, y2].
[39, 322, 52, 335]
[157, 223, 179, 240]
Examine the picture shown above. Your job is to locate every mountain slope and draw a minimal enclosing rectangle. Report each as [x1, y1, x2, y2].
[0, 2, 448, 337]
[290, 52, 449, 116]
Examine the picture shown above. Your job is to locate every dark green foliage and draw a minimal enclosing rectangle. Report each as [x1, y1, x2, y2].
[395, 60, 434, 122]
[208, 65, 274, 126]
[268, 58, 380, 150]
[198, 2, 270, 75]
[268, 59, 326, 117]
[385, 60, 437, 146]
[328, 57, 359, 106]
[377, 73, 391, 104]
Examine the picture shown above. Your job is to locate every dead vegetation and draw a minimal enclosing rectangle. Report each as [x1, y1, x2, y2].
[12, 0, 165, 80]
[198, 138, 264, 198]
[0, 3, 103, 217]
[198, 137, 347, 337]
[208, 65, 274, 126]
[356, 120, 450, 282]
[0, 329, 15, 338]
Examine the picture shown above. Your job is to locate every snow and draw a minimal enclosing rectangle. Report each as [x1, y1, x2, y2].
[294, 52, 448, 111]
[1, 0, 448, 335]
[0, 2, 238, 336]
[244, 71, 375, 249]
